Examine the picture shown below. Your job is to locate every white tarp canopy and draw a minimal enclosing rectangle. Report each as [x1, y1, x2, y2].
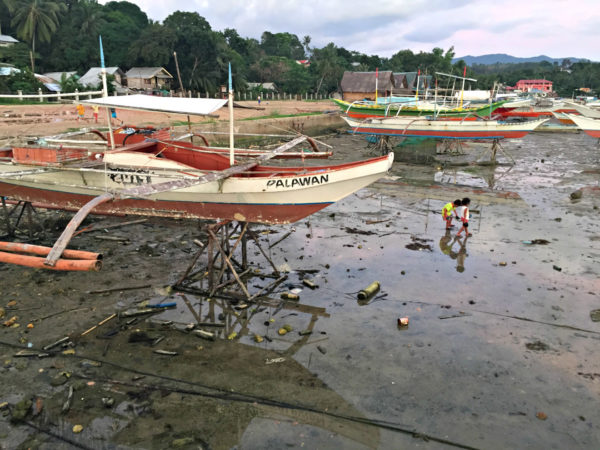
[81, 94, 227, 116]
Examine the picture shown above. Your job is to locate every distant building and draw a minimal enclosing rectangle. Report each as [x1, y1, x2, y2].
[515, 79, 553, 93]
[34, 74, 61, 92]
[80, 67, 126, 91]
[340, 70, 395, 102]
[125, 67, 173, 91]
[296, 59, 310, 67]
[0, 63, 20, 76]
[247, 82, 278, 92]
[43, 72, 78, 84]
[0, 34, 18, 47]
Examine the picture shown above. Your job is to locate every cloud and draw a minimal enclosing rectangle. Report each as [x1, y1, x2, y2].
[99, 0, 600, 60]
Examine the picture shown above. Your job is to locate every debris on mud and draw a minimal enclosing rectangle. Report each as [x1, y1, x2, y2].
[405, 236, 433, 252]
[525, 341, 550, 351]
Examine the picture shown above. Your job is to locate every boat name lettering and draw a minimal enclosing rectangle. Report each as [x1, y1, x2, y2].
[108, 168, 152, 185]
[266, 174, 329, 189]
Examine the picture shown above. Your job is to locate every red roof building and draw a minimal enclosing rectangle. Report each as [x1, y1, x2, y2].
[515, 79, 553, 93]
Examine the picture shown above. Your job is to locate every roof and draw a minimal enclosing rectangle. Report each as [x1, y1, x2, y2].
[0, 35, 19, 44]
[81, 94, 226, 116]
[125, 67, 173, 79]
[80, 67, 124, 87]
[43, 72, 77, 83]
[247, 82, 277, 91]
[340, 71, 395, 93]
[516, 79, 552, 83]
[34, 74, 61, 92]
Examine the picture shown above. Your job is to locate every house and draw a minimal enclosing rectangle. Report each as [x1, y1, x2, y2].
[79, 67, 126, 91]
[34, 74, 60, 92]
[43, 72, 78, 84]
[0, 35, 18, 47]
[515, 79, 553, 93]
[247, 82, 278, 92]
[339, 71, 395, 102]
[0, 63, 20, 76]
[296, 60, 310, 67]
[125, 67, 173, 91]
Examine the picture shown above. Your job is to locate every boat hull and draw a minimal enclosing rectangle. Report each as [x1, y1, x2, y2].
[343, 117, 548, 140]
[0, 153, 394, 224]
[566, 114, 600, 137]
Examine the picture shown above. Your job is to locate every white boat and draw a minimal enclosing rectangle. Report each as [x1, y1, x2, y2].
[342, 115, 549, 140]
[0, 96, 394, 225]
[562, 113, 600, 137]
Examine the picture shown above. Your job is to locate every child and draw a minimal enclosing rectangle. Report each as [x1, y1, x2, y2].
[92, 105, 99, 123]
[442, 199, 461, 230]
[456, 197, 472, 237]
[76, 103, 85, 122]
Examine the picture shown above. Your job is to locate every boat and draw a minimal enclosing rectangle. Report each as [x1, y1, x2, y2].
[493, 99, 577, 120]
[342, 115, 549, 140]
[332, 98, 508, 119]
[46, 125, 334, 159]
[562, 101, 600, 119]
[0, 48, 394, 270]
[562, 113, 600, 137]
[0, 94, 394, 226]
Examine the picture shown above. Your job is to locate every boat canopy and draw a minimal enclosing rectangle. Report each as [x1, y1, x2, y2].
[81, 94, 227, 116]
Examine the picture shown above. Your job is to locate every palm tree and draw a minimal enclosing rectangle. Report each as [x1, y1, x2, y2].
[8, 0, 66, 72]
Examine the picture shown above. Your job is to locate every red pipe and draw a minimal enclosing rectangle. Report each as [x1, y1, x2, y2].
[0, 251, 101, 271]
[0, 242, 101, 261]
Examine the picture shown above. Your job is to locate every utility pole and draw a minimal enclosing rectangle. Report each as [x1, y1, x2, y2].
[173, 52, 184, 95]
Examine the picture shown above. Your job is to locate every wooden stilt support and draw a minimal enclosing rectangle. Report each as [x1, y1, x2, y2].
[172, 220, 287, 302]
[1, 196, 13, 237]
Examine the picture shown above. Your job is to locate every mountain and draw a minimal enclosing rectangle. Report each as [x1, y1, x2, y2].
[452, 53, 588, 66]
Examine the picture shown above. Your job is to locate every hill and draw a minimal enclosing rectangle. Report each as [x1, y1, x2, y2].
[453, 53, 588, 66]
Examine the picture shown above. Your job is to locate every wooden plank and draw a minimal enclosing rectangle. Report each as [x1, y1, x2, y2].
[44, 193, 114, 267]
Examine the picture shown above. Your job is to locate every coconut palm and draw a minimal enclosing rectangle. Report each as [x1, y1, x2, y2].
[8, 0, 66, 72]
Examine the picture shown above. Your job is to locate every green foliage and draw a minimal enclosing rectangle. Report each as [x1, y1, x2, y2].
[260, 31, 305, 60]
[0, 42, 30, 67]
[0, 0, 597, 98]
[128, 23, 176, 67]
[8, 0, 67, 71]
[0, 68, 42, 93]
[58, 72, 83, 93]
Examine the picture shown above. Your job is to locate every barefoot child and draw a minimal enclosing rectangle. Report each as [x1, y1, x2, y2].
[442, 199, 461, 230]
[456, 197, 472, 237]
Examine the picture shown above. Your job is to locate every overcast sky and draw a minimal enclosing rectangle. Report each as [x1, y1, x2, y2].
[106, 0, 599, 61]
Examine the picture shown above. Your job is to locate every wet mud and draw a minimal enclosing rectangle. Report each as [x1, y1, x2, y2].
[0, 130, 599, 449]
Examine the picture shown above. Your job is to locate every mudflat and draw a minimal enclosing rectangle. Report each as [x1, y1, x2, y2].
[0, 111, 599, 449]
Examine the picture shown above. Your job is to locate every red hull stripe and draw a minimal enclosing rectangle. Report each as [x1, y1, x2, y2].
[582, 130, 600, 137]
[348, 128, 530, 139]
[0, 182, 333, 224]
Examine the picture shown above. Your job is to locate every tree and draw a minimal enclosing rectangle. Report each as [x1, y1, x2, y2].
[128, 23, 176, 67]
[8, 0, 66, 72]
[164, 11, 225, 92]
[260, 31, 305, 60]
[311, 43, 347, 95]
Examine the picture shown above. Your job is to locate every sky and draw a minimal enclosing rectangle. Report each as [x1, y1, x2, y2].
[103, 0, 600, 61]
